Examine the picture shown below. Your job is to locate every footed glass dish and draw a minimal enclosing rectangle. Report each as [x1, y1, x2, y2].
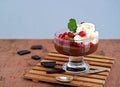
[54, 29, 98, 74]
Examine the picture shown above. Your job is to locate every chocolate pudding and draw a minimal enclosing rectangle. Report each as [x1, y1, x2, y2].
[53, 19, 99, 73]
[54, 39, 98, 56]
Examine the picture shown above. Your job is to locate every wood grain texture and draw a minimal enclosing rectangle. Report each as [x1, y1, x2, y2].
[24, 51, 114, 87]
[0, 39, 120, 87]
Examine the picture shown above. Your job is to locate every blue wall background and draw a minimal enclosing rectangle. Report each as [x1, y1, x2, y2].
[0, 0, 120, 39]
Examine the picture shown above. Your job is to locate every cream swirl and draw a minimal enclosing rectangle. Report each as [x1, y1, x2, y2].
[74, 23, 99, 44]
[76, 23, 95, 33]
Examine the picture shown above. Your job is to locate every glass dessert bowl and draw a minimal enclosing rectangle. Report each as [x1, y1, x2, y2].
[54, 18, 99, 74]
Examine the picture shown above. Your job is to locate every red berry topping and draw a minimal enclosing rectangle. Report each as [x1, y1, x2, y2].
[70, 42, 77, 47]
[67, 32, 75, 38]
[76, 43, 81, 47]
[77, 43, 85, 48]
[58, 34, 63, 38]
[58, 32, 67, 39]
[79, 31, 86, 37]
[90, 42, 94, 47]
[81, 22, 85, 24]
[63, 32, 68, 37]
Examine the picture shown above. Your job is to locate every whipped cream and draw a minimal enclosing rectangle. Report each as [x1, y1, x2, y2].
[74, 23, 99, 44]
[76, 23, 95, 33]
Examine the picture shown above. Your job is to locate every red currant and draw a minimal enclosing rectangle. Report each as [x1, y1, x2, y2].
[77, 43, 85, 48]
[67, 32, 75, 38]
[63, 32, 68, 37]
[70, 42, 77, 47]
[58, 34, 63, 38]
[81, 22, 85, 24]
[90, 42, 94, 47]
[79, 31, 86, 37]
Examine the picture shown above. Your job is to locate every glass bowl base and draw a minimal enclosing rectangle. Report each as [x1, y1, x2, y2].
[62, 62, 90, 74]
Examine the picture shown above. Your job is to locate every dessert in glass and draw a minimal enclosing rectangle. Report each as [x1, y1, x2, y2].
[54, 18, 99, 74]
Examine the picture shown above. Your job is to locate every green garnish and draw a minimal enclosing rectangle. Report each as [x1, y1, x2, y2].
[67, 18, 77, 33]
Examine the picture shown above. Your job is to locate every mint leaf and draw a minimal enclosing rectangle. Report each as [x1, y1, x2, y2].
[68, 18, 77, 33]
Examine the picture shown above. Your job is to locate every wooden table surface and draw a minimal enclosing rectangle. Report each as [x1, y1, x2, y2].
[0, 39, 120, 87]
